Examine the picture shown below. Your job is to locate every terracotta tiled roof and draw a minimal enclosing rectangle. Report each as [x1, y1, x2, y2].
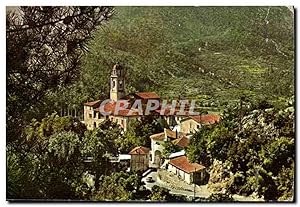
[150, 132, 165, 141]
[115, 109, 141, 116]
[172, 136, 190, 148]
[189, 114, 220, 124]
[135, 92, 160, 99]
[84, 100, 101, 107]
[129, 146, 150, 155]
[169, 156, 205, 174]
[150, 129, 184, 141]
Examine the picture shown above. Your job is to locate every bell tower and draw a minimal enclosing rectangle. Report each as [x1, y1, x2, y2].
[110, 63, 125, 101]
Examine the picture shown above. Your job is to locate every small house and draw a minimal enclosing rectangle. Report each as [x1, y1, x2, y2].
[150, 128, 186, 166]
[128, 146, 150, 172]
[167, 155, 207, 185]
[179, 114, 220, 135]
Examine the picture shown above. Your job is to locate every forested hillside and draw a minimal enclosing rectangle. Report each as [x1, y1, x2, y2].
[47, 6, 294, 114]
[187, 97, 294, 201]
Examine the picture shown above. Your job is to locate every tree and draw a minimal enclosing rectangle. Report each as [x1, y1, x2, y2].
[186, 126, 213, 167]
[42, 131, 84, 199]
[81, 120, 121, 189]
[150, 185, 187, 201]
[116, 116, 167, 153]
[8, 112, 89, 199]
[7, 145, 43, 199]
[161, 141, 181, 158]
[92, 172, 151, 201]
[7, 6, 114, 143]
[150, 185, 171, 201]
[8, 114, 87, 199]
[7, 131, 85, 199]
[7, 115, 123, 200]
[23, 113, 86, 154]
[207, 125, 235, 163]
[276, 163, 294, 201]
[207, 193, 234, 202]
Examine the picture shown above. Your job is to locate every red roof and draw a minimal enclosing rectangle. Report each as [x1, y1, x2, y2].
[172, 136, 190, 148]
[135, 92, 160, 99]
[190, 114, 220, 124]
[169, 156, 205, 174]
[129, 146, 150, 155]
[84, 100, 101, 107]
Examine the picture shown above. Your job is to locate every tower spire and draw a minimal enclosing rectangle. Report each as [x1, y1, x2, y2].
[110, 63, 125, 101]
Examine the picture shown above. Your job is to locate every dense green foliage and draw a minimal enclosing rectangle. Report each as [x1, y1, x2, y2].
[6, 6, 114, 143]
[150, 185, 188, 201]
[92, 172, 150, 201]
[48, 6, 294, 113]
[187, 97, 294, 201]
[161, 141, 182, 158]
[207, 193, 234, 202]
[7, 113, 171, 200]
[116, 116, 168, 153]
[7, 115, 121, 199]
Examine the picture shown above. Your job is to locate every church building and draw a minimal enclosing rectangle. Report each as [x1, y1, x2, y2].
[83, 63, 162, 131]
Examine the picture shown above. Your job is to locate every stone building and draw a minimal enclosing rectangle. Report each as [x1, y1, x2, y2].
[179, 114, 220, 135]
[128, 146, 150, 172]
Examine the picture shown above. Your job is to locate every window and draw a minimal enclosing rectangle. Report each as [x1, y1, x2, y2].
[89, 114, 92, 118]
[112, 80, 116, 88]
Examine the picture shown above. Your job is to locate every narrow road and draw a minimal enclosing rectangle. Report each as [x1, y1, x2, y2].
[142, 171, 210, 198]
[142, 170, 264, 201]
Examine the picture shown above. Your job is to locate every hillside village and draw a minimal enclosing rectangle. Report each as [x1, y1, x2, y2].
[83, 63, 222, 190]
